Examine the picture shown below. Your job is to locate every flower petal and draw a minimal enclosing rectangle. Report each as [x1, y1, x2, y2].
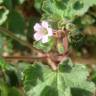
[47, 28, 53, 36]
[34, 32, 43, 41]
[34, 23, 42, 32]
[41, 21, 48, 28]
[42, 35, 48, 43]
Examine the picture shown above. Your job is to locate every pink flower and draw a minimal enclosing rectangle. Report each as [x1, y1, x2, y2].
[33, 21, 53, 43]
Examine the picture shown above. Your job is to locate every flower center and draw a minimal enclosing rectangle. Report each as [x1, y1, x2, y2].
[42, 28, 48, 35]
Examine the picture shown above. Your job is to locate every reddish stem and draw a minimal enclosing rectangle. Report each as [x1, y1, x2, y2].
[2, 55, 47, 61]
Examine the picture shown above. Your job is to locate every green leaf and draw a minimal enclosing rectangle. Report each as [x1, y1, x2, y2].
[24, 63, 72, 96]
[59, 59, 95, 93]
[33, 38, 55, 52]
[0, 7, 9, 25]
[42, 0, 96, 20]
[42, 0, 65, 21]
[23, 59, 95, 96]
[72, 0, 96, 16]
[8, 10, 25, 35]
